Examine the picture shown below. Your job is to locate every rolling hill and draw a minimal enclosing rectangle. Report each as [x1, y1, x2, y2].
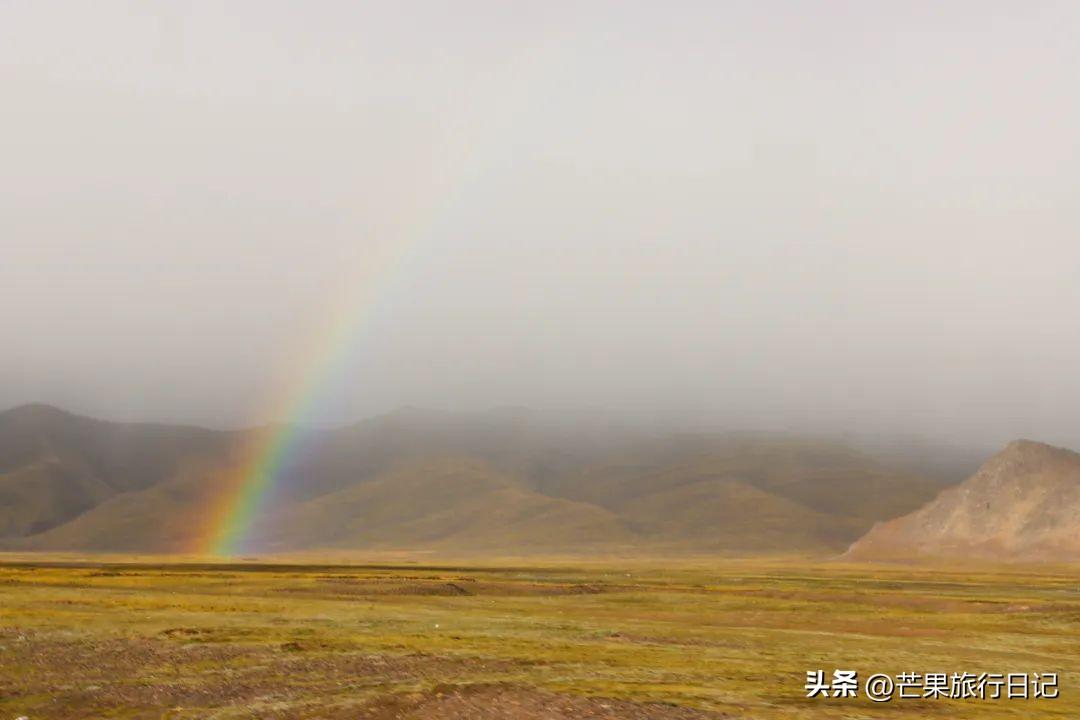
[0, 403, 972, 554]
[0, 404, 232, 540]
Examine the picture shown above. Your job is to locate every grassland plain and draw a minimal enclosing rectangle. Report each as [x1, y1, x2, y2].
[0, 554, 1076, 719]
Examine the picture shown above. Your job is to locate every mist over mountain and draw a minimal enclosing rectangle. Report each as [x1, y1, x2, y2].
[4, 3, 1080, 453]
[0, 403, 977, 555]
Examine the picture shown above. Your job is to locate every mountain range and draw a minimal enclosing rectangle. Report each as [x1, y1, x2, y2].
[0, 403, 987, 555]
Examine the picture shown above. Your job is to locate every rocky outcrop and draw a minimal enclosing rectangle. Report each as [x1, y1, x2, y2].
[846, 440, 1080, 561]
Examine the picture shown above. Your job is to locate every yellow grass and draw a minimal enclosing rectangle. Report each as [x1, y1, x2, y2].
[0, 553, 1076, 718]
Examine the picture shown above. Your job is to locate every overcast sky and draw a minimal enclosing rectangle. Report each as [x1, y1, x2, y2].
[3, 1, 1079, 448]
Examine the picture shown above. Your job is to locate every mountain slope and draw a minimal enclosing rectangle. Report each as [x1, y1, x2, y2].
[846, 440, 1080, 561]
[17, 459, 232, 552]
[0, 458, 113, 536]
[0, 404, 231, 540]
[261, 458, 636, 551]
[541, 437, 948, 540]
[613, 477, 862, 549]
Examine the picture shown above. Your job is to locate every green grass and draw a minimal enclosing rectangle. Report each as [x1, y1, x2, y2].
[0, 555, 1077, 718]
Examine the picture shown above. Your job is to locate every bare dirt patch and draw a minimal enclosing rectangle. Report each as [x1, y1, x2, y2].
[294, 577, 612, 597]
[351, 683, 735, 720]
[0, 630, 528, 719]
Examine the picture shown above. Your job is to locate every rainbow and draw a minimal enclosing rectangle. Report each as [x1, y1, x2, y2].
[193, 155, 483, 555]
[190, 85, 530, 555]
[195, 240, 419, 556]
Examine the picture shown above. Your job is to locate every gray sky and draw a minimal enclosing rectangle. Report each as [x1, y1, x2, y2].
[3, 1, 1079, 449]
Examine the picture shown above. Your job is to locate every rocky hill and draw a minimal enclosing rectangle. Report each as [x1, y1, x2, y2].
[846, 440, 1080, 561]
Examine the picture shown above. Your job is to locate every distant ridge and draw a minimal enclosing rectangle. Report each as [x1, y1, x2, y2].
[846, 439, 1080, 561]
[0, 403, 232, 541]
[0, 403, 969, 555]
